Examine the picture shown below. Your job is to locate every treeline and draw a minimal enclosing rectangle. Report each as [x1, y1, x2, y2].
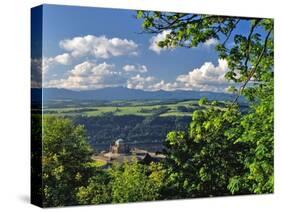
[44, 108, 98, 114]
[72, 114, 192, 146]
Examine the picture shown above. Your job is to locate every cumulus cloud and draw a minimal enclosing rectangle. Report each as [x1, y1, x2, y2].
[43, 53, 71, 73]
[126, 75, 181, 91]
[149, 32, 218, 53]
[31, 53, 72, 88]
[44, 58, 232, 93]
[174, 59, 230, 92]
[126, 74, 157, 90]
[149, 30, 172, 54]
[149, 80, 179, 91]
[122, 64, 148, 73]
[52, 53, 72, 65]
[45, 61, 126, 90]
[202, 38, 219, 47]
[31, 58, 43, 88]
[59, 35, 138, 59]
[125, 59, 231, 92]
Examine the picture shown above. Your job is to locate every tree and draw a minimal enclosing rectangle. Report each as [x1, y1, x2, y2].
[164, 105, 250, 197]
[228, 82, 274, 194]
[110, 160, 165, 203]
[137, 12, 274, 195]
[42, 116, 95, 207]
[177, 106, 188, 112]
[76, 171, 112, 205]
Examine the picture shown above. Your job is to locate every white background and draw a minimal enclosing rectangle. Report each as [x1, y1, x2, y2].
[0, 0, 280, 211]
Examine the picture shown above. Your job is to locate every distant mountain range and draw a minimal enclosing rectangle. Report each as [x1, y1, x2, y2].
[31, 87, 241, 102]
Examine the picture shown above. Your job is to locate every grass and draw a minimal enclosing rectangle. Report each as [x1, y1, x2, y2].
[43, 100, 206, 117]
[160, 112, 193, 117]
[92, 159, 107, 167]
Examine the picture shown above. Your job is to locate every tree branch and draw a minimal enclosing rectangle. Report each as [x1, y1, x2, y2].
[222, 19, 240, 46]
[232, 26, 273, 104]
[242, 19, 262, 74]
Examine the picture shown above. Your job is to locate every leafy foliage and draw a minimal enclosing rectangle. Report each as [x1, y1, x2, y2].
[76, 171, 112, 205]
[228, 82, 274, 194]
[137, 11, 274, 195]
[164, 105, 250, 197]
[110, 160, 165, 203]
[42, 117, 95, 207]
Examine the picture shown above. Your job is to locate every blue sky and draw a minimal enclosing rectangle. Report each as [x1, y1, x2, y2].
[34, 4, 250, 92]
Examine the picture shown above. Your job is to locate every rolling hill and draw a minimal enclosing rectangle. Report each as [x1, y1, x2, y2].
[32, 87, 240, 102]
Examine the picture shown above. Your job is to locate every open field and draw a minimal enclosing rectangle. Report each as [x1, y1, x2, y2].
[43, 99, 212, 117]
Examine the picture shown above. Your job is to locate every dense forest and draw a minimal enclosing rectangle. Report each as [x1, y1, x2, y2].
[32, 12, 274, 207]
[73, 114, 191, 147]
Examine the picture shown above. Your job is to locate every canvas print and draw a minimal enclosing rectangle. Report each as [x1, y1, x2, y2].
[31, 4, 274, 208]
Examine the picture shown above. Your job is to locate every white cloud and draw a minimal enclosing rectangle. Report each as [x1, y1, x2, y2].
[59, 35, 138, 59]
[53, 53, 71, 65]
[126, 74, 157, 90]
[149, 33, 218, 53]
[42, 53, 71, 73]
[203, 38, 219, 47]
[122, 64, 148, 73]
[44, 59, 232, 93]
[32, 55, 72, 87]
[149, 80, 179, 91]
[149, 30, 172, 54]
[126, 75, 180, 91]
[45, 61, 126, 90]
[174, 59, 230, 92]
[31, 58, 43, 88]
[126, 59, 231, 92]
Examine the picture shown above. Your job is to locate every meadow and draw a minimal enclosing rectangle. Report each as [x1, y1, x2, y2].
[43, 99, 215, 117]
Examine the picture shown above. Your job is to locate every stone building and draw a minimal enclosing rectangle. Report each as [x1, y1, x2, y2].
[109, 138, 130, 154]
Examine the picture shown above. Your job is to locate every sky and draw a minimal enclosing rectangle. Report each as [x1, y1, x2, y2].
[31, 4, 251, 92]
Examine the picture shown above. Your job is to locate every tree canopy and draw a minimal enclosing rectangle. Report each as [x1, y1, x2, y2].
[42, 117, 95, 207]
[137, 11, 274, 196]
